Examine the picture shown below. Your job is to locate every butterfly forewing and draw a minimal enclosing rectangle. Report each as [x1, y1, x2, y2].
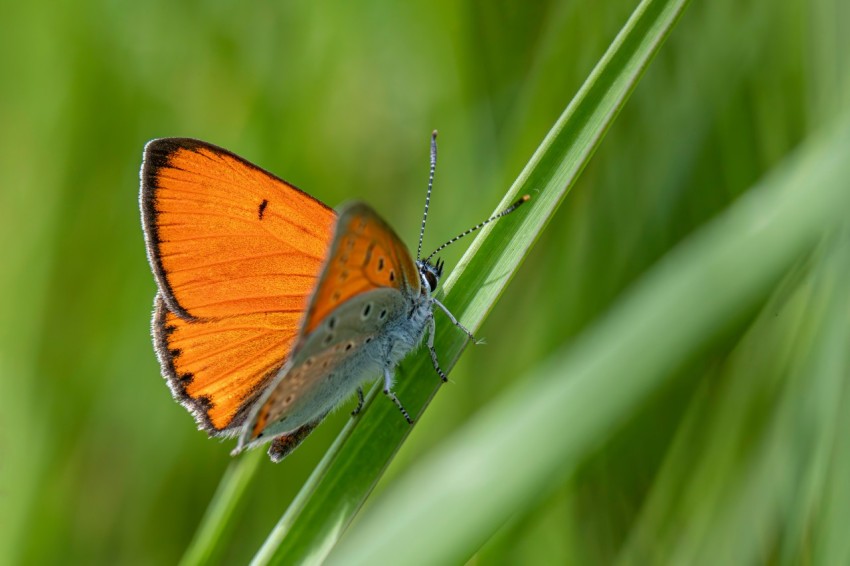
[301, 202, 420, 336]
[142, 138, 336, 433]
[142, 138, 335, 319]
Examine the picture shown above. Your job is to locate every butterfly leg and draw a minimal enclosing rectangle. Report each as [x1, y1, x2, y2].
[432, 299, 481, 344]
[351, 387, 365, 417]
[427, 315, 449, 382]
[383, 368, 413, 424]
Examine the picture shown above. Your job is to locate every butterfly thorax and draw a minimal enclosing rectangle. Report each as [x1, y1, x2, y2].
[372, 258, 443, 371]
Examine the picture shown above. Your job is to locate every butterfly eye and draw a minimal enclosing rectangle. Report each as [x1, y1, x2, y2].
[424, 270, 438, 292]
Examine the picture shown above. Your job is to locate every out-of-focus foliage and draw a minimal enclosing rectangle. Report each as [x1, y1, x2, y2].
[1, 0, 847, 564]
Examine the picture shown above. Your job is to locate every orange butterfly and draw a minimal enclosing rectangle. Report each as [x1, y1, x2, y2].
[140, 134, 528, 462]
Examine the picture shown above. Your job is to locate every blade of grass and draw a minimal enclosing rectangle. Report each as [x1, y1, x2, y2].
[248, 0, 692, 563]
[326, 113, 850, 565]
[179, 449, 263, 566]
[616, 230, 850, 564]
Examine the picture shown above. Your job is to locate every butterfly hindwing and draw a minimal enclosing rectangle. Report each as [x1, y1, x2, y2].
[141, 138, 336, 434]
[153, 295, 302, 432]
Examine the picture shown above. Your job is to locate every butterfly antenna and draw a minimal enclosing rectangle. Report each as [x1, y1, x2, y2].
[417, 130, 439, 261]
[423, 194, 530, 263]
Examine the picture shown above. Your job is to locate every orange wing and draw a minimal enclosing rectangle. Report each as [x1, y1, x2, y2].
[300, 202, 421, 337]
[141, 138, 336, 434]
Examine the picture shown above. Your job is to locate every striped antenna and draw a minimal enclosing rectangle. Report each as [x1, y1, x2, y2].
[423, 194, 530, 263]
[416, 130, 439, 261]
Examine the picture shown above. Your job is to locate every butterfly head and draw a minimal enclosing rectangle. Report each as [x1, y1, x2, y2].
[416, 257, 444, 294]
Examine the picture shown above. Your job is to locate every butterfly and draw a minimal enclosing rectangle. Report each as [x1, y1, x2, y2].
[140, 133, 528, 462]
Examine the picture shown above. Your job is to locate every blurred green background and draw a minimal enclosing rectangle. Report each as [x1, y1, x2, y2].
[3, 0, 849, 564]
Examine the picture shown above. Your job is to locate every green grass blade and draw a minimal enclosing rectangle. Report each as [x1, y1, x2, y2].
[615, 228, 850, 564]
[326, 113, 850, 565]
[245, 0, 692, 563]
[179, 450, 263, 566]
